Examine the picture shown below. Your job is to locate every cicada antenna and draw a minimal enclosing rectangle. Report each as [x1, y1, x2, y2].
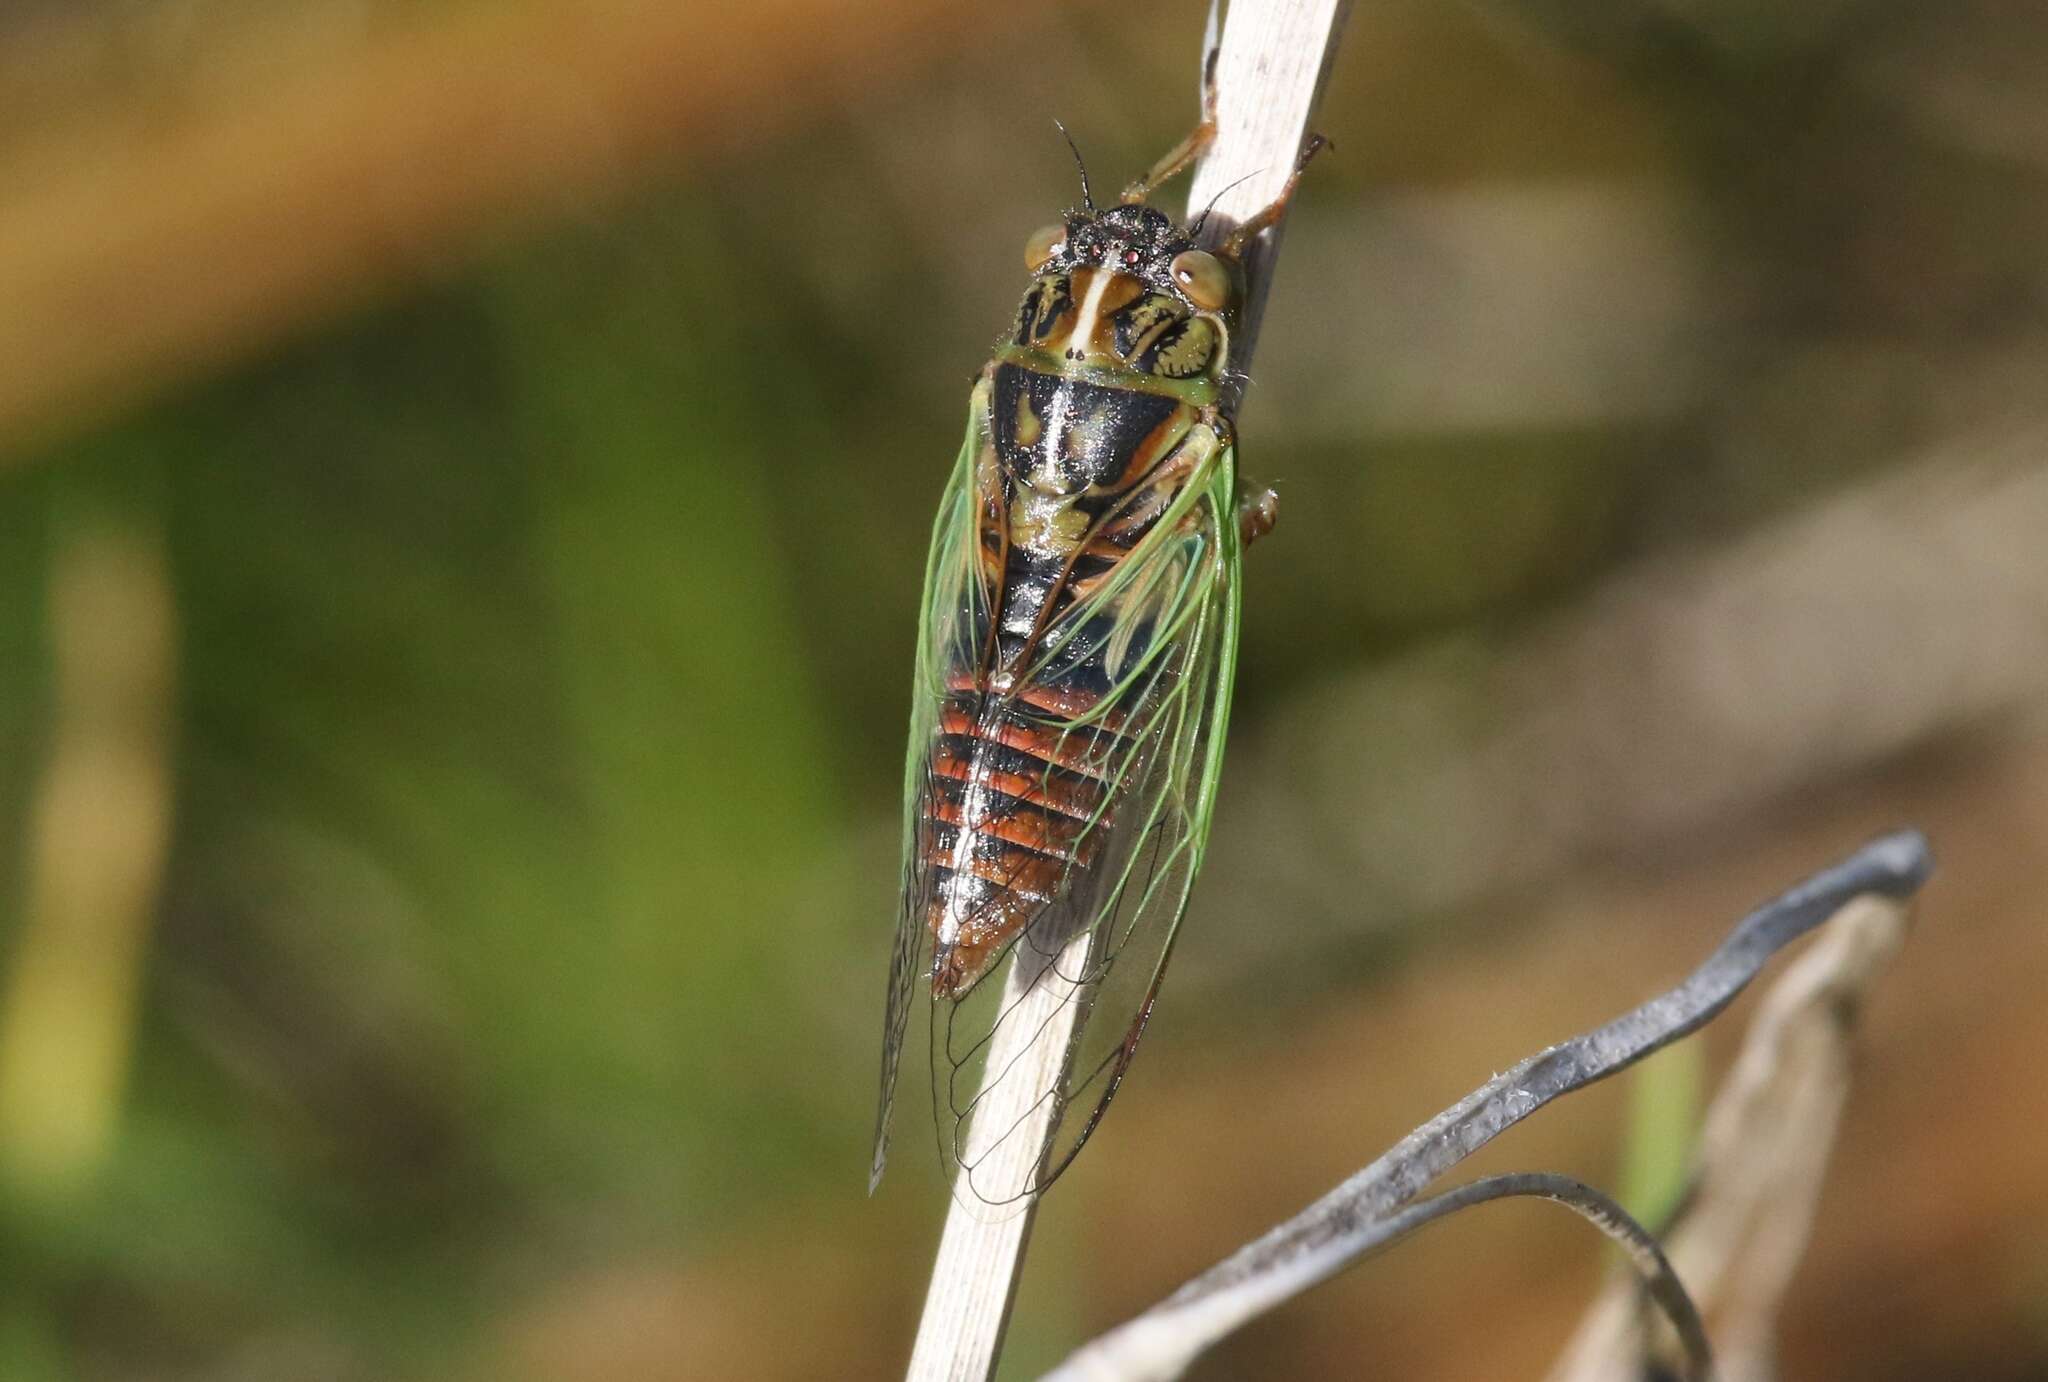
[1191, 169, 1261, 238]
[1053, 120, 1095, 213]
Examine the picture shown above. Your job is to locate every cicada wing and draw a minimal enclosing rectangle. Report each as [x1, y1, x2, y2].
[932, 434, 1243, 1202]
[1033, 441, 1242, 1188]
[872, 380, 994, 1194]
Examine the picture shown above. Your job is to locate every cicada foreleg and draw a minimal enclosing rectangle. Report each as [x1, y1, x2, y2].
[1219, 133, 1331, 258]
[1236, 484, 1279, 548]
[1120, 57, 1221, 204]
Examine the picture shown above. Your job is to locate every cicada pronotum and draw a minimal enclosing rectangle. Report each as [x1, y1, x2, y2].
[871, 102, 1322, 1202]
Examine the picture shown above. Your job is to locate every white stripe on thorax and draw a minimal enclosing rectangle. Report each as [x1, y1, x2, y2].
[1066, 270, 1123, 354]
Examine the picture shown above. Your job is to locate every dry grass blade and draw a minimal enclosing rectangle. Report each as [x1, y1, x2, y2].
[905, 932, 1092, 1381]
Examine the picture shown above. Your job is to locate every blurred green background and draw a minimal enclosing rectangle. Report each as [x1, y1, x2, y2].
[2, 1, 2046, 1377]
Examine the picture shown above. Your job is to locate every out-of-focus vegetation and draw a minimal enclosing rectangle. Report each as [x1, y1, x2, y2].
[1, 1, 2045, 1378]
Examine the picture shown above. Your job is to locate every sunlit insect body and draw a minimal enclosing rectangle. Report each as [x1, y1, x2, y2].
[873, 116, 1319, 1199]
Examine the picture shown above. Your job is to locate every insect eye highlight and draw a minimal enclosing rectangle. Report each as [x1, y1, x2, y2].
[1024, 224, 1066, 272]
[1170, 250, 1231, 310]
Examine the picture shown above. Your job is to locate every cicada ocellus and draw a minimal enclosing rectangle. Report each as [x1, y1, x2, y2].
[872, 111, 1321, 1202]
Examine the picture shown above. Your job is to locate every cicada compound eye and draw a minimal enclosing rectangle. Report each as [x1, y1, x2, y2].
[1170, 250, 1232, 311]
[1024, 223, 1067, 272]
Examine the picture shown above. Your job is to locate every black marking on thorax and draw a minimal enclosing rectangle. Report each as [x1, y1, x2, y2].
[992, 363, 1179, 497]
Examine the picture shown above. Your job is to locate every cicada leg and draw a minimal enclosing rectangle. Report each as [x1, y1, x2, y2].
[1220, 133, 1331, 258]
[1236, 485, 1279, 548]
[1120, 56, 1221, 203]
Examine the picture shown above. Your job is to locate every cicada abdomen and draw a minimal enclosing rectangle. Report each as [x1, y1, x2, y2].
[872, 117, 1321, 1201]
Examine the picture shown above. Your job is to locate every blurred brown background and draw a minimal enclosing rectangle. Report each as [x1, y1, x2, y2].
[0, 0, 2044, 1378]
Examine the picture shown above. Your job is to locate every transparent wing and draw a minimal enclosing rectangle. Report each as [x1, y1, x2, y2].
[934, 430, 1243, 1203]
[871, 378, 995, 1194]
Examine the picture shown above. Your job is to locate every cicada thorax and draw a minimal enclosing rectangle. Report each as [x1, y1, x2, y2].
[919, 262, 1231, 997]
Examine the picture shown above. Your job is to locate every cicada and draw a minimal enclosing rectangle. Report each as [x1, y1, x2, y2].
[871, 110, 1321, 1202]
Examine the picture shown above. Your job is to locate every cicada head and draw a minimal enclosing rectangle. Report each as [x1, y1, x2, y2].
[1013, 203, 1239, 385]
[1025, 204, 1242, 316]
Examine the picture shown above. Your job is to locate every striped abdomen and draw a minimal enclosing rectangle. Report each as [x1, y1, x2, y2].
[923, 528, 1142, 997]
[921, 667, 1124, 996]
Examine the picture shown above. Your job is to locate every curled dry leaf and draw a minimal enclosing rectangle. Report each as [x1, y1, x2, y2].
[1040, 833, 1929, 1382]
[1546, 893, 1914, 1382]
